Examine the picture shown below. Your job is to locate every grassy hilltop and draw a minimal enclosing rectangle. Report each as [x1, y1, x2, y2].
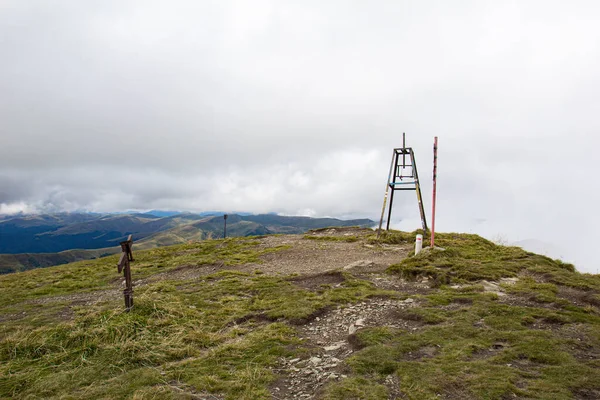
[0, 213, 373, 274]
[1, 230, 599, 399]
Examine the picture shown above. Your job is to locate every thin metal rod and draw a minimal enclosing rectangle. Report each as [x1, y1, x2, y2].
[402, 132, 406, 168]
[411, 149, 428, 233]
[377, 149, 397, 237]
[386, 185, 395, 231]
[431, 137, 438, 248]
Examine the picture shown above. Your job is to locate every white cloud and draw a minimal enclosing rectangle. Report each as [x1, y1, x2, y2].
[0, 202, 30, 215]
[0, 0, 598, 272]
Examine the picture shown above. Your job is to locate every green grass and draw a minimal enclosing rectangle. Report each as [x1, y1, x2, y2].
[385, 231, 600, 290]
[333, 287, 600, 399]
[0, 270, 395, 399]
[503, 276, 561, 303]
[367, 230, 425, 245]
[0, 237, 287, 307]
[0, 248, 120, 274]
[2, 231, 600, 399]
[0, 238, 395, 399]
[321, 231, 600, 399]
[324, 377, 388, 400]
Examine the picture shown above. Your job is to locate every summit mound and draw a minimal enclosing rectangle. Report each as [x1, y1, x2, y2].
[1, 228, 599, 399]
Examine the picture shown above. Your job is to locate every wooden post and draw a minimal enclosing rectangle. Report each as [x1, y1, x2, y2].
[431, 137, 438, 248]
[117, 235, 134, 311]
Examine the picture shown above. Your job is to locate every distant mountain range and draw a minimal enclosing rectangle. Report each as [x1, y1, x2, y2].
[0, 212, 373, 274]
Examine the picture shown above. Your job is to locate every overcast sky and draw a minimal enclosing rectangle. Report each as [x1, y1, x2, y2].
[1, 1, 599, 272]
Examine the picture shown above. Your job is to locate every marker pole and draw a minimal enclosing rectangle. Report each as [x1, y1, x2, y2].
[431, 137, 438, 248]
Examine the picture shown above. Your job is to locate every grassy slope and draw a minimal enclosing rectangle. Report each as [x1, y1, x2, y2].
[0, 221, 262, 274]
[0, 215, 374, 274]
[1, 232, 599, 399]
[330, 232, 600, 399]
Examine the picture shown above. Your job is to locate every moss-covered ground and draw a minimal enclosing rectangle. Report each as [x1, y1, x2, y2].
[326, 232, 600, 399]
[0, 237, 394, 399]
[1, 231, 599, 399]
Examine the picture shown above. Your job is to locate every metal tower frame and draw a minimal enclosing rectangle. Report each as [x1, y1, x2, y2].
[377, 134, 428, 234]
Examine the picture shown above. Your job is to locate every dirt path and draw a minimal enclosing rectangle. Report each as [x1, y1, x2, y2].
[246, 228, 410, 276]
[271, 296, 422, 400]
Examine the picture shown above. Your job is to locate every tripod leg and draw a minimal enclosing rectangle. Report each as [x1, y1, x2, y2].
[377, 150, 397, 236]
[411, 150, 428, 233]
[386, 187, 395, 231]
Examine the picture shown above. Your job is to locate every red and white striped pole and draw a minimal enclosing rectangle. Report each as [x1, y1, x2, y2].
[431, 137, 438, 248]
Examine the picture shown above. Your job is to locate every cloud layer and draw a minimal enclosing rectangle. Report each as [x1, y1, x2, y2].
[1, 0, 599, 272]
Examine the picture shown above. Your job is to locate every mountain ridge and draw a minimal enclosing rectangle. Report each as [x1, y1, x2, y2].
[0, 212, 373, 273]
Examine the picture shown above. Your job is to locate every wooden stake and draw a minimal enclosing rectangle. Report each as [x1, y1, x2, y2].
[117, 235, 134, 311]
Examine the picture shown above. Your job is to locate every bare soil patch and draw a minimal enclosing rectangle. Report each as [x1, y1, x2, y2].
[402, 345, 439, 361]
[247, 233, 409, 277]
[289, 271, 346, 291]
[557, 286, 600, 308]
[357, 273, 433, 295]
[470, 342, 509, 360]
[307, 226, 375, 236]
[497, 293, 562, 310]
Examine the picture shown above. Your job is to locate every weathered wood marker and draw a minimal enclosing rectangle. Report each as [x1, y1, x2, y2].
[117, 234, 134, 312]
